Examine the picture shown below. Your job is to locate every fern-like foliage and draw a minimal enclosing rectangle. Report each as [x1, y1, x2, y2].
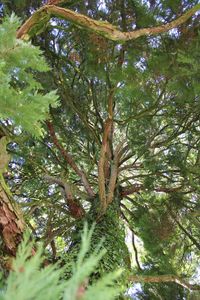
[0, 14, 58, 137]
[0, 224, 122, 300]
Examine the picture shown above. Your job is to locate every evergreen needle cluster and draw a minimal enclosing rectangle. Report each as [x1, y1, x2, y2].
[0, 15, 58, 137]
[0, 224, 122, 300]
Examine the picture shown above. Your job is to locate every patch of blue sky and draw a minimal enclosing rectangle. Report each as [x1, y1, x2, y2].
[126, 283, 143, 299]
[98, 0, 108, 13]
[135, 57, 147, 72]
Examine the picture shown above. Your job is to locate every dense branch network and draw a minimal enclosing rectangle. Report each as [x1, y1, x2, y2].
[1, 1, 199, 293]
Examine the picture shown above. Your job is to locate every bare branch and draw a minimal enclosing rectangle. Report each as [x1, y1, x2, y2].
[98, 117, 112, 213]
[17, 4, 200, 41]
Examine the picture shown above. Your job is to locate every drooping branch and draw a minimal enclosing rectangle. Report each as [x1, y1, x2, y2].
[46, 121, 95, 198]
[17, 4, 200, 41]
[129, 274, 200, 291]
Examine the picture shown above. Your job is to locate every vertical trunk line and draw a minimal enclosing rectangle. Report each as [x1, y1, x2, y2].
[0, 183, 25, 256]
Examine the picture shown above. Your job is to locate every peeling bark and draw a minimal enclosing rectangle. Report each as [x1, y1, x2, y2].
[17, 4, 200, 41]
[0, 184, 25, 256]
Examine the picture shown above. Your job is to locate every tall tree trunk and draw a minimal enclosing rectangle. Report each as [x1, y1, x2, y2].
[0, 182, 25, 256]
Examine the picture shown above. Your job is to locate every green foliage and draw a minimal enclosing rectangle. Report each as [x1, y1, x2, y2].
[0, 136, 10, 171]
[0, 224, 122, 300]
[0, 14, 58, 137]
[1, 1, 200, 299]
[62, 202, 128, 283]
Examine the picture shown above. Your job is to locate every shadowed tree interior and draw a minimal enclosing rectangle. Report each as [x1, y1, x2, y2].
[0, 1, 200, 299]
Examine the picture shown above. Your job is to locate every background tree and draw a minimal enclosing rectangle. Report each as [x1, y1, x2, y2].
[0, 1, 200, 299]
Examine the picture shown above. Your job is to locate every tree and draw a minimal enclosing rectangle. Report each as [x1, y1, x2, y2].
[0, 0, 200, 299]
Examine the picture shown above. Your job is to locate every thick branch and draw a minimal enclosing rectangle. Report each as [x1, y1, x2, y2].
[103, 89, 115, 183]
[17, 4, 200, 41]
[129, 274, 200, 291]
[46, 121, 95, 198]
[98, 118, 112, 213]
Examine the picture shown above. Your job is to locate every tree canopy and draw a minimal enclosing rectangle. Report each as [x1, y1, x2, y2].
[0, 1, 200, 299]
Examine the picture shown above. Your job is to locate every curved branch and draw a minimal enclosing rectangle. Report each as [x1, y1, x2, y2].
[17, 4, 200, 41]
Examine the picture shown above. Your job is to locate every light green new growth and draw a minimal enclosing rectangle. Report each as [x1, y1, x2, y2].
[0, 224, 122, 300]
[0, 14, 58, 137]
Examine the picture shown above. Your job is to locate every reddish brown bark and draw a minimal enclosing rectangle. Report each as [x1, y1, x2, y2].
[0, 184, 25, 256]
